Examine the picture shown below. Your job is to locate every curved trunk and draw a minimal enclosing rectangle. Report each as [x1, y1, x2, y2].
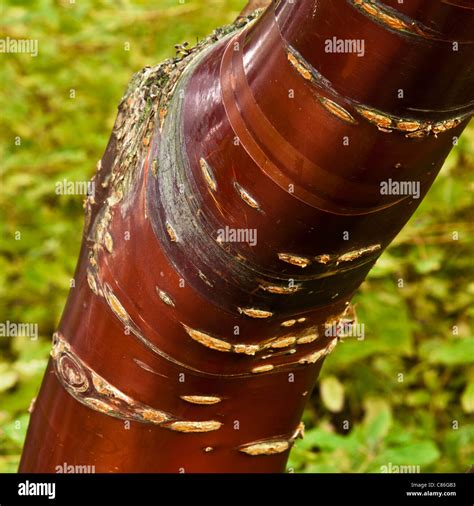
[20, 0, 474, 473]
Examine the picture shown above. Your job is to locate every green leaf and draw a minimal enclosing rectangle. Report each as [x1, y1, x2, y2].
[1, 413, 30, 449]
[373, 441, 440, 469]
[368, 252, 399, 279]
[0, 364, 19, 393]
[299, 428, 359, 453]
[414, 255, 442, 275]
[421, 338, 474, 365]
[362, 399, 392, 448]
[0, 455, 20, 473]
[320, 376, 345, 413]
[324, 339, 384, 368]
[461, 382, 474, 413]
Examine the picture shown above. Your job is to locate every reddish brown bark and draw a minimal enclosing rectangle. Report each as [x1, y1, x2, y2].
[20, 0, 474, 473]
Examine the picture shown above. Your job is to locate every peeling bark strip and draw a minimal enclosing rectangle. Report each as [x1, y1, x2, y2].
[182, 324, 232, 353]
[336, 244, 381, 263]
[238, 307, 273, 318]
[298, 337, 338, 364]
[234, 181, 261, 210]
[240, 440, 289, 455]
[277, 253, 312, 268]
[239, 421, 305, 456]
[285, 45, 341, 101]
[199, 157, 217, 192]
[180, 395, 222, 405]
[270, 336, 296, 348]
[292, 421, 305, 440]
[286, 43, 471, 139]
[355, 105, 467, 138]
[101, 258, 345, 373]
[349, 0, 441, 39]
[315, 244, 382, 265]
[86, 269, 100, 296]
[319, 97, 358, 124]
[287, 50, 312, 81]
[296, 332, 318, 344]
[286, 46, 335, 91]
[279, 244, 382, 271]
[182, 319, 338, 357]
[102, 280, 271, 377]
[259, 283, 301, 294]
[104, 232, 113, 253]
[156, 287, 175, 307]
[51, 333, 222, 432]
[251, 364, 275, 374]
[103, 283, 129, 321]
[166, 421, 222, 433]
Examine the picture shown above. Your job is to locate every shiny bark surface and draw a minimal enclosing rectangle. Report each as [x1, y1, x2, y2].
[20, 0, 474, 473]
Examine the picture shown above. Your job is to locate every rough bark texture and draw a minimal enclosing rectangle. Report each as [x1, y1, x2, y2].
[20, 0, 474, 473]
[239, 0, 271, 18]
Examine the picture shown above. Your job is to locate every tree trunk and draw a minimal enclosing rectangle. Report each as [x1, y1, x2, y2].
[20, 0, 474, 473]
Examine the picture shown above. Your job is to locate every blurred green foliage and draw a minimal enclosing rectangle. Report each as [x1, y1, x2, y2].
[0, 0, 473, 474]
